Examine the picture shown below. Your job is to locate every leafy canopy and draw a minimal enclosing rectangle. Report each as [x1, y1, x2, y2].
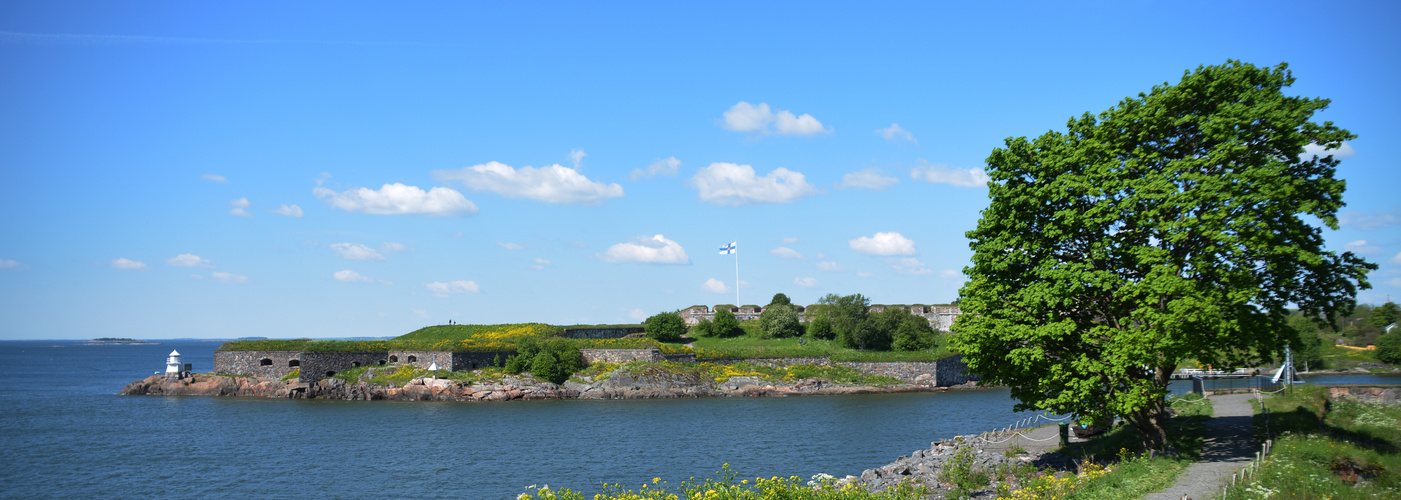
[953, 61, 1373, 450]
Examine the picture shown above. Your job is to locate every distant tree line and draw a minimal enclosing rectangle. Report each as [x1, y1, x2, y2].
[643, 292, 939, 352]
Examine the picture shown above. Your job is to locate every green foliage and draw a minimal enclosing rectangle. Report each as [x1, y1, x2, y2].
[712, 308, 744, 338]
[644, 312, 686, 343]
[953, 60, 1373, 450]
[767, 293, 791, 307]
[1286, 313, 1326, 369]
[807, 315, 834, 340]
[1375, 330, 1401, 364]
[518, 464, 928, 500]
[758, 303, 803, 339]
[940, 443, 990, 491]
[218, 339, 313, 351]
[821, 293, 875, 350]
[280, 368, 299, 381]
[1371, 301, 1401, 328]
[881, 307, 936, 351]
[690, 336, 952, 361]
[504, 337, 583, 384]
[691, 318, 715, 337]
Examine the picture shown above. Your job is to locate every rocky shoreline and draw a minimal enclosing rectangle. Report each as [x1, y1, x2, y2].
[120, 365, 977, 401]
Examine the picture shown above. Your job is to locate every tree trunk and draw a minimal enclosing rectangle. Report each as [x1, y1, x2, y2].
[1128, 367, 1174, 451]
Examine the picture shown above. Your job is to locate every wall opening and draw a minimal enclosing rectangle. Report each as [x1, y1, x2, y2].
[288, 360, 300, 367]
[378, 359, 386, 366]
[389, 355, 399, 363]
[259, 358, 272, 366]
[352, 361, 361, 368]
[407, 355, 418, 363]
[325, 371, 336, 377]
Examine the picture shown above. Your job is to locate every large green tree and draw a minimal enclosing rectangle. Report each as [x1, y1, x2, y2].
[953, 61, 1373, 450]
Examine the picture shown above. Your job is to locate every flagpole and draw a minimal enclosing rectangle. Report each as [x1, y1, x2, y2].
[734, 240, 740, 306]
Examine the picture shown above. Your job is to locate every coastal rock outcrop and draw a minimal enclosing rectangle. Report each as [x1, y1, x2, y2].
[120, 366, 966, 401]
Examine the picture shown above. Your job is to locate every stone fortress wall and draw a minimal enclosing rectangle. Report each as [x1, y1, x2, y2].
[680, 304, 963, 332]
[212, 315, 974, 385]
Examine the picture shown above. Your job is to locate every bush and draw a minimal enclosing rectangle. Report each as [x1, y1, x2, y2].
[644, 312, 686, 342]
[504, 337, 583, 384]
[1376, 331, 1401, 365]
[713, 308, 744, 338]
[891, 311, 936, 351]
[691, 318, 714, 337]
[759, 304, 802, 339]
[808, 315, 834, 340]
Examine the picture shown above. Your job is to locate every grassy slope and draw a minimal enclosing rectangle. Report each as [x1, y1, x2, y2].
[1220, 385, 1401, 499]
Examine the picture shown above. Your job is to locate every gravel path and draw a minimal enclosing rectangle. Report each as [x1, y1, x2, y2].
[1144, 393, 1258, 500]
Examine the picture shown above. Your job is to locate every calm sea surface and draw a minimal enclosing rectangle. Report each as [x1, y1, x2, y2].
[2, 340, 1396, 499]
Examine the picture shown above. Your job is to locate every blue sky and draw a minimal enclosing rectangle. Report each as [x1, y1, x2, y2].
[2, 1, 1399, 339]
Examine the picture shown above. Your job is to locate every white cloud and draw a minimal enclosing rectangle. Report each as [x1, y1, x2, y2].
[599, 235, 691, 265]
[770, 247, 804, 260]
[273, 204, 304, 217]
[629, 308, 647, 320]
[202, 174, 227, 183]
[1340, 210, 1401, 231]
[702, 278, 730, 293]
[379, 242, 407, 254]
[532, 257, 551, 270]
[890, 257, 932, 275]
[412, 308, 430, 319]
[630, 156, 681, 181]
[1302, 142, 1356, 160]
[721, 102, 832, 136]
[569, 149, 587, 169]
[849, 232, 917, 256]
[856, 271, 875, 278]
[691, 162, 817, 206]
[229, 198, 252, 217]
[111, 258, 147, 270]
[432, 161, 624, 206]
[427, 280, 480, 297]
[497, 242, 525, 251]
[211, 271, 248, 284]
[794, 277, 818, 288]
[1344, 240, 1381, 255]
[939, 269, 962, 280]
[334, 270, 373, 282]
[838, 168, 900, 190]
[781, 237, 798, 244]
[875, 123, 917, 144]
[911, 161, 990, 187]
[314, 172, 332, 186]
[313, 183, 478, 216]
[817, 261, 845, 272]
[1392, 252, 1401, 265]
[0, 259, 19, 269]
[166, 254, 211, 268]
[331, 243, 385, 261]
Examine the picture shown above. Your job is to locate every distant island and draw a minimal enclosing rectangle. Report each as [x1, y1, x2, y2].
[83, 338, 157, 345]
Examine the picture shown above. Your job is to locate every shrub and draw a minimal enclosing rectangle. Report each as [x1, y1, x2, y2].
[808, 315, 834, 340]
[892, 313, 936, 351]
[713, 308, 744, 338]
[644, 312, 687, 342]
[1376, 331, 1401, 364]
[759, 304, 802, 339]
[691, 318, 714, 337]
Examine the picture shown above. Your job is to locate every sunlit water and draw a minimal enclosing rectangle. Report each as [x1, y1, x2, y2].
[4, 341, 1393, 499]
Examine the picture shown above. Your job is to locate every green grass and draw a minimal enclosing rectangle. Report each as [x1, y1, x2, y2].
[616, 360, 902, 386]
[1216, 384, 1401, 499]
[999, 396, 1210, 500]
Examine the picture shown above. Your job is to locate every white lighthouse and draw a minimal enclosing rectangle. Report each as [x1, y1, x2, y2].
[164, 350, 184, 380]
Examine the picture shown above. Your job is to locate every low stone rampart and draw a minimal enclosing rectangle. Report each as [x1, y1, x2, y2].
[933, 354, 979, 386]
[214, 350, 301, 379]
[1327, 385, 1400, 405]
[299, 352, 388, 383]
[561, 327, 645, 339]
[451, 351, 514, 371]
[837, 361, 940, 385]
[581, 348, 664, 364]
[388, 351, 453, 371]
[698, 357, 832, 367]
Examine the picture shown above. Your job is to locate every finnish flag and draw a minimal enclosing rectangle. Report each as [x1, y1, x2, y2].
[718, 242, 736, 255]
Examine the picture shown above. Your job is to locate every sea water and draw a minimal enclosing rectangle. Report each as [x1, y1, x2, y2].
[2, 340, 1395, 499]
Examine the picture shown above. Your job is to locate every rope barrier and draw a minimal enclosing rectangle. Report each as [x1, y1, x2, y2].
[980, 429, 1063, 444]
